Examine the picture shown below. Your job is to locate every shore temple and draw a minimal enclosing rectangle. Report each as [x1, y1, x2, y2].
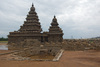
[8, 4, 63, 44]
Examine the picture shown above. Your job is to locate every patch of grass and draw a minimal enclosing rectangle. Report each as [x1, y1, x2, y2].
[0, 41, 8, 43]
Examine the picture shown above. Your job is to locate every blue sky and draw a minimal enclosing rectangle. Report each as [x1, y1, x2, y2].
[0, 0, 100, 39]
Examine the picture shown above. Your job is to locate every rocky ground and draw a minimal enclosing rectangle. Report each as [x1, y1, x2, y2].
[0, 50, 100, 67]
[0, 42, 100, 67]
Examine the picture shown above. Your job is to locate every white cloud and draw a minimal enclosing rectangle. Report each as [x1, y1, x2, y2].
[0, 0, 100, 38]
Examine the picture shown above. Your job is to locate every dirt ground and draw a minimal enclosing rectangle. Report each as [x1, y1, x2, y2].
[0, 50, 100, 67]
[0, 43, 7, 45]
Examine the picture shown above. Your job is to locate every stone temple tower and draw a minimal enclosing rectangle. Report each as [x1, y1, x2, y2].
[8, 4, 42, 44]
[48, 16, 63, 42]
[19, 4, 42, 33]
[8, 4, 64, 46]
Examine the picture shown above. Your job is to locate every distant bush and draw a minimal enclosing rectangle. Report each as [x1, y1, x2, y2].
[0, 37, 8, 41]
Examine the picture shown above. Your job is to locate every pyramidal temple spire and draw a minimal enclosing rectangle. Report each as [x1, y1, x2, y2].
[48, 16, 63, 42]
[18, 3, 42, 32]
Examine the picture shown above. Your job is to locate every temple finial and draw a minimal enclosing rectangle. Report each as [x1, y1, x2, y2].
[52, 15, 57, 22]
[32, 3, 34, 7]
[54, 15, 56, 18]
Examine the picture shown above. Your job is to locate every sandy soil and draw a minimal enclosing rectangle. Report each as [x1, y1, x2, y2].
[0, 43, 7, 45]
[0, 50, 12, 53]
[0, 50, 100, 67]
